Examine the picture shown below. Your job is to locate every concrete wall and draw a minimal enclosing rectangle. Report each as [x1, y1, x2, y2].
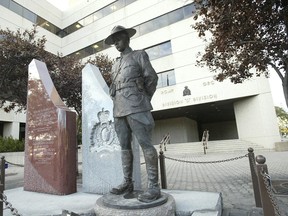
[0, 107, 26, 139]
[153, 117, 199, 144]
[234, 94, 281, 149]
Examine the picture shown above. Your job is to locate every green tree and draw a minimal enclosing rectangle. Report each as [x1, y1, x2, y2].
[275, 106, 288, 136]
[192, 0, 288, 107]
[0, 26, 114, 115]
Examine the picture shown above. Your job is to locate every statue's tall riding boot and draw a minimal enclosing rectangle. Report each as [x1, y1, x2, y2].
[138, 148, 161, 202]
[110, 150, 134, 195]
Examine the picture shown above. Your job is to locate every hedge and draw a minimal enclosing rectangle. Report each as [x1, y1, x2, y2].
[0, 136, 24, 152]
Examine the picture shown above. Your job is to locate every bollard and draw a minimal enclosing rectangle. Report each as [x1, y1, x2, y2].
[159, 151, 167, 189]
[256, 155, 275, 216]
[0, 157, 4, 190]
[0, 184, 3, 216]
[248, 148, 262, 207]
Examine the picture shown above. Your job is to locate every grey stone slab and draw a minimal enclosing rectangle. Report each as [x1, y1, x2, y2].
[81, 63, 141, 194]
[163, 189, 222, 216]
[82, 63, 122, 194]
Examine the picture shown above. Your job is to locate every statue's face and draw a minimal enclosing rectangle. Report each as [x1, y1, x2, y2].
[112, 32, 129, 52]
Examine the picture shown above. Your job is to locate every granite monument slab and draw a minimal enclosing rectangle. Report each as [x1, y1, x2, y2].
[24, 59, 77, 195]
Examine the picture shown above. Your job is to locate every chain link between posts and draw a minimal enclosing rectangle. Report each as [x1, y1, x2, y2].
[5, 161, 24, 167]
[163, 153, 248, 164]
[0, 192, 21, 216]
[260, 168, 282, 216]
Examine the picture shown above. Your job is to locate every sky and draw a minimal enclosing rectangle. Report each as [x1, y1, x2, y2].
[269, 71, 286, 109]
[46, 0, 287, 111]
[46, 0, 82, 11]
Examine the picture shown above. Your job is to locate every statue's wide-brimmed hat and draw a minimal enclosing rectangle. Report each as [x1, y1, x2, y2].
[104, 25, 136, 45]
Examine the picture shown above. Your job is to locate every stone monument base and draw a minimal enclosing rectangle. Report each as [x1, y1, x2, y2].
[94, 192, 176, 216]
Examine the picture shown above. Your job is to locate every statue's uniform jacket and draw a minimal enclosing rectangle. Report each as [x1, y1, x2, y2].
[110, 47, 158, 117]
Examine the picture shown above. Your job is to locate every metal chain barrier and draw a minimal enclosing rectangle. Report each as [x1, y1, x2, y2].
[0, 192, 21, 216]
[5, 161, 24, 167]
[164, 153, 248, 164]
[260, 168, 282, 216]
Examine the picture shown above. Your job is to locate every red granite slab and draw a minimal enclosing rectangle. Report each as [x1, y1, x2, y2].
[24, 59, 77, 195]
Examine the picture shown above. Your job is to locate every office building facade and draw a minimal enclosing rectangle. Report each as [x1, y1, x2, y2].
[0, 0, 280, 148]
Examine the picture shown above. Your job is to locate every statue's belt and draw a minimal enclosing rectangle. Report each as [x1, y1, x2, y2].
[115, 82, 137, 91]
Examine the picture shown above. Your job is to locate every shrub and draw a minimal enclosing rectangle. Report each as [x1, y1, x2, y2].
[0, 136, 24, 152]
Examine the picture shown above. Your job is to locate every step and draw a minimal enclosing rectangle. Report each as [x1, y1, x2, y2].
[159, 139, 267, 154]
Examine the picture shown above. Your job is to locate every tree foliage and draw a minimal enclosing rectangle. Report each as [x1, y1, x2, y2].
[275, 106, 288, 136]
[192, 0, 288, 107]
[0, 26, 114, 115]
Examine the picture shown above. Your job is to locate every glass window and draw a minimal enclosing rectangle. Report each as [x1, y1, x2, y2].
[56, 29, 67, 38]
[113, 0, 125, 11]
[159, 42, 172, 57]
[125, 0, 136, 5]
[0, 0, 10, 8]
[9, 0, 22, 16]
[102, 4, 114, 16]
[23, 8, 36, 23]
[36, 16, 46, 27]
[153, 14, 169, 29]
[93, 10, 103, 21]
[157, 70, 176, 88]
[184, 4, 196, 18]
[83, 15, 94, 26]
[132, 26, 140, 38]
[168, 8, 184, 24]
[139, 21, 155, 35]
[92, 41, 104, 52]
[146, 46, 159, 60]
[145, 41, 172, 60]
[78, 18, 85, 27]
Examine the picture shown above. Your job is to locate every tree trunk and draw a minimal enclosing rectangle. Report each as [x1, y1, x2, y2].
[283, 72, 288, 109]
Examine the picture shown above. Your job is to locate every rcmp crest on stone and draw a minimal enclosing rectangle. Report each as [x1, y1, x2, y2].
[90, 108, 120, 153]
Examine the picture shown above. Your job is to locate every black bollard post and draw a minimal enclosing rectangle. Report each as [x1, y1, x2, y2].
[159, 151, 167, 189]
[0, 184, 3, 216]
[248, 148, 262, 207]
[256, 155, 275, 216]
[0, 157, 5, 190]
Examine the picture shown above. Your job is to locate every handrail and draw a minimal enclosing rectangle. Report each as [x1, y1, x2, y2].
[159, 133, 170, 152]
[201, 130, 209, 154]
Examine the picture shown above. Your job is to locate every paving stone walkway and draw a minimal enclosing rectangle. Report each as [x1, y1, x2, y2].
[140, 149, 288, 216]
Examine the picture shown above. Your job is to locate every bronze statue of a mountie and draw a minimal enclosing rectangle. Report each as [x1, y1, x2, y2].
[104, 25, 160, 203]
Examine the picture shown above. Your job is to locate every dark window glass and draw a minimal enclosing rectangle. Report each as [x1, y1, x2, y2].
[56, 29, 68, 38]
[92, 41, 105, 52]
[36, 16, 46, 26]
[0, 122, 3, 137]
[19, 123, 25, 141]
